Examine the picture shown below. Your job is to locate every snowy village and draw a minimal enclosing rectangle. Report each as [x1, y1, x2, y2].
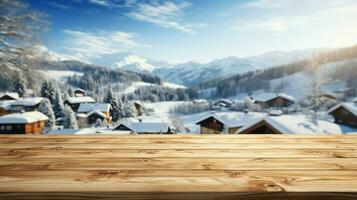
[2, 0, 357, 198]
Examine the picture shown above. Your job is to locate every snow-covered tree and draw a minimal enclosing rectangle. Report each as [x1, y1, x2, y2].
[41, 80, 65, 119]
[38, 98, 55, 132]
[104, 86, 123, 122]
[63, 104, 78, 129]
[304, 56, 329, 124]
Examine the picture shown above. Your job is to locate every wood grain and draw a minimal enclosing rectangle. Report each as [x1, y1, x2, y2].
[0, 134, 356, 199]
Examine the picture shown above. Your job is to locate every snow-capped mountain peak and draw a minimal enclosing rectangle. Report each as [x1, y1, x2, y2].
[114, 54, 156, 73]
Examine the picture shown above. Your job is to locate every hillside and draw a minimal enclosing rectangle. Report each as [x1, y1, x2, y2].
[194, 45, 357, 100]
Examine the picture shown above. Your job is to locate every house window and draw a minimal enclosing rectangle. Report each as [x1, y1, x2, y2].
[6, 125, 12, 131]
[0, 125, 5, 130]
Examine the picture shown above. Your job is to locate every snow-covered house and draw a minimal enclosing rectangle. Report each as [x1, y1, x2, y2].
[77, 103, 111, 117]
[0, 92, 19, 101]
[74, 88, 86, 97]
[236, 115, 357, 134]
[0, 111, 48, 134]
[250, 93, 295, 109]
[0, 100, 14, 116]
[195, 112, 264, 134]
[76, 103, 112, 128]
[113, 121, 173, 134]
[9, 97, 44, 112]
[212, 99, 233, 109]
[328, 103, 357, 128]
[64, 96, 95, 112]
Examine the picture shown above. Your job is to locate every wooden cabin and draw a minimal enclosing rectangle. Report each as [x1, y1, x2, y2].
[74, 88, 86, 97]
[328, 103, 357, 128]
[87, 111, 107, 126]
[113, 121, 173, 134]
[237, 119, 283, 134]
[64, 97, 95, 112]
[251, 93, 295, 109]
[212, 99, 233, 108]
[0, 111, 48, 134]
[0, 93, 19, 101]
[9, 97, 44, 112]
[195, 112, 264, 135]
[196, 116, 241, 134]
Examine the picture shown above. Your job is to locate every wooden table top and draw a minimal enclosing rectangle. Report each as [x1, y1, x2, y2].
[1, 134, 357, 199]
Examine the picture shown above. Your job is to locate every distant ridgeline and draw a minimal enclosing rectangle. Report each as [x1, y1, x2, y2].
[193, 44, 357, 98]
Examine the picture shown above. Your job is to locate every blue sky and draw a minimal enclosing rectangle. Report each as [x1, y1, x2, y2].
[26, 0, 357, 63]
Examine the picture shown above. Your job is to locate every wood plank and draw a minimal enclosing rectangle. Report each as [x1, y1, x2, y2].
[1, 137, 357, 144]
[1, 149, 357, 158]
[1, 157, 356, 171]
[0, 142, 355, 149]
[1, 192, 357, 200]
[0, 170, 357, 192]
[1, 134, 357, 139]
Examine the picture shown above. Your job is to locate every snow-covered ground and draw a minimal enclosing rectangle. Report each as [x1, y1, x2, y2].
[118, 82, 186, 95]
[40, 70, 83, 83]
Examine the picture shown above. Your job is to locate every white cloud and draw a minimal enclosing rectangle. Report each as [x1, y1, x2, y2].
[242, 0, 293, 8]
[127, 1, 201, 33]
[234, 16, 310, 35]
[61, 30, 149, 61]
[235, 0, 357, 40]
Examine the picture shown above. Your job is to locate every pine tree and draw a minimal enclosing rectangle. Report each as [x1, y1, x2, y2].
[104, 87, 123, 122]
[38, 98, 55, 132]
[63, 104, 78, 129]
[41, 80, 65, 119]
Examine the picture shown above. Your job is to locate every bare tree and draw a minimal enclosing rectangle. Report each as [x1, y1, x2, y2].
[0, 0, 47, 89]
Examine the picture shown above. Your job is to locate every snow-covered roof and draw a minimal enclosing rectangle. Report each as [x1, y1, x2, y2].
[114, 121, 170, 133]
[328, 102, 357, 117]
[65, 96, 95, 104]
[251, 93, 295, 102]
[0, 92, 19, 100]
[0, 100, 15, 110]
[77, 103, 111, 113]
[11, 97, 44, 106]
[213, 99, 233, 105]
[87, 110, 107, 118]
[236, 114, 357, 134]
[74, 88, 85, 93]
[195, 112, 265, 128]
[0, 111, 48, 124]
[193, 99, 208, 104]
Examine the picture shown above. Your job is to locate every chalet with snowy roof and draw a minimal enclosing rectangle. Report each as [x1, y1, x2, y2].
[0, 101, 14, 116]
[64, 96, 95, 112]
[0, 92, 19, 101]
[212, 99, 233, 109]
[250, 93, 295, 109]
[195, 112, 264, 134]
[74, 88, 86, 97]
[9, 97, 44, 112]
[113, 120, 173, 134]
[76, 103, 112, 128]
[328, 102, 357, 128]
[0, 111, 48, 134]
[236, 115, 357, 134]
[77, 103, 111, 117]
